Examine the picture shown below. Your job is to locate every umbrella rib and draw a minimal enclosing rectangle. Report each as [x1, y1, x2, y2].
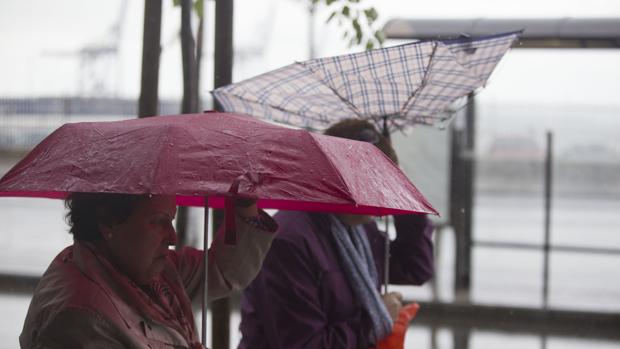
[214, 87, 333, 131]
[399, 42, 439, 122]
[307, 134, 356, 205]
[299, 62, 365, 120]
[149, 124, 173, 195]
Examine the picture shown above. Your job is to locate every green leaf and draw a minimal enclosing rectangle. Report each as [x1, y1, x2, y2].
[352, 18, 362, 44]
[320, 0, 384, 49]
[193, 0, 204, 17]
[341, 5, 350, 17]
[352, 18, 361, 32]
[364, 8, 378, 24]
[173, 0, 181, 7]
[374, 29, 385, 44]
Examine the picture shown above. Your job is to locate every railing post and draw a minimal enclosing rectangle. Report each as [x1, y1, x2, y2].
[452, 94, 476, 302]
[542, 131, 553, 308]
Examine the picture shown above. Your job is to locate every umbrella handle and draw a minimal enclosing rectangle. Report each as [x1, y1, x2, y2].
[224, 174, 261, 245]
[224, 178, 242, 245]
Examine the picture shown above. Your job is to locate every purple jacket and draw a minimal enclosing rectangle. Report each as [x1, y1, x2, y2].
[239, 211, 434, 349]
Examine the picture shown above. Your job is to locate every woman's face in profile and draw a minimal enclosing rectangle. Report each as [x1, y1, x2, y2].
[104, 195, 177, 285]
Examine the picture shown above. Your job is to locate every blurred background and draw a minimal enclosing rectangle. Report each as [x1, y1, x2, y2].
[1, 0, 619, 348]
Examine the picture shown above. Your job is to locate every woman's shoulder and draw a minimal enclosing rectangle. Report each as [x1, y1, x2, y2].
[32, 255, 114, 313]
[22, 256, 125, 344]
[273, 211, 330, 239]
[270, 211, 337, 261]
[21, 306, 126, 349]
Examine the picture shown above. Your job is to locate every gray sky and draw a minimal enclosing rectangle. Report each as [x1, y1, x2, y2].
[0, 0, 619, 107]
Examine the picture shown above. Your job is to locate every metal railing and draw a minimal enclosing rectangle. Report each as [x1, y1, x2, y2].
[471, 131, 620, 308]
[0, 97, 180, 152]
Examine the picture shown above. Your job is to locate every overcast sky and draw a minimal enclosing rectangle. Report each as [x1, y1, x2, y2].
[0, 0, 619, 107]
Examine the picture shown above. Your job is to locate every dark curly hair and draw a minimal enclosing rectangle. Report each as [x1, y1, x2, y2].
[65, 192, 148, 241]
[324, 119, 398, 164]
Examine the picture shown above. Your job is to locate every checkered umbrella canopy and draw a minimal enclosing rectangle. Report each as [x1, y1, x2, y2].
[212, 31, 520, 133]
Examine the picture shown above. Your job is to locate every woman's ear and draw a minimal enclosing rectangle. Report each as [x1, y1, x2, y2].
[96, 207, 117, 241]
[98, 221, 117, 241]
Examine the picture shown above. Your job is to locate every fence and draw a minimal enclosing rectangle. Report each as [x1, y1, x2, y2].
[0, 97, 180, 152]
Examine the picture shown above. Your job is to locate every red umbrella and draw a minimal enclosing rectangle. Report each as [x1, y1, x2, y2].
[0, 112, 437, 345]
[0, 112, 436, 216]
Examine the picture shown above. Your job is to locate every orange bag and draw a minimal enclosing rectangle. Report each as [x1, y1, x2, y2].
[377, 303, 420, 349]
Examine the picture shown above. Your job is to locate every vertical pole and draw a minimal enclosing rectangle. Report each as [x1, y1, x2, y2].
[383, 216, 390, 295]
[180, 0, 198, 114]
[453, 93, 475, 301]
[453, 328, 470, 349]
[381, 117, 391, 295]
[542, 131, 553, 308]
[210, 210, 229, 349]
[138, 0, 162, 118]
[176, 0, 200, 252]
[202, 197, 210, 346]
[430, 326, 439, 349]
[213, 0, 233, 90]
[212, 1, 234, 348]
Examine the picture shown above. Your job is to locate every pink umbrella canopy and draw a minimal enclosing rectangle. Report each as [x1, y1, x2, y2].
[0, 112, 437, 216]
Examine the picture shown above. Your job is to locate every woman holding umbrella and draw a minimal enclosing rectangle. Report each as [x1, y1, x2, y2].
[20, 193, 277, 349]
[238, 119, 435, 349]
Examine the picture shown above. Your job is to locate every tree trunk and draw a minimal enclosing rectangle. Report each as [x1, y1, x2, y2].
[138, 0, 162, 118]
[213, 0, 233, 91]
[180, 0, 198, 114]
[196, 9, 204, 109]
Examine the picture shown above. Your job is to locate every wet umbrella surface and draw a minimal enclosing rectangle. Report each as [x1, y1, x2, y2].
[0, 112, 436, 216]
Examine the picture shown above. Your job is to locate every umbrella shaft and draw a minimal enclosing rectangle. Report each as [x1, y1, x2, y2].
[202, 198, 210, 346]
[383, 216, 390, 295]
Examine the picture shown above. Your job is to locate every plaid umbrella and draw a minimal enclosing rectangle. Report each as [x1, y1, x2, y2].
[212, 31, 520, 133]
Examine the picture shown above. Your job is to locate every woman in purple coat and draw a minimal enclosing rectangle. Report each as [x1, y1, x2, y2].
[239, 119, 435, 349]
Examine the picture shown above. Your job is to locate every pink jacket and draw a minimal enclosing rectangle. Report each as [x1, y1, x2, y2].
[20, 214, 276, 349]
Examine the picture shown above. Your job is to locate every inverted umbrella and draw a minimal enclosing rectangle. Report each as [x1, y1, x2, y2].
[0, 112, 437, 346]
[212, 31, 520, 132]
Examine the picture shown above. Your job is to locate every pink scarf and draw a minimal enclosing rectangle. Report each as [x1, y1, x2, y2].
[78, 242, 202, 348]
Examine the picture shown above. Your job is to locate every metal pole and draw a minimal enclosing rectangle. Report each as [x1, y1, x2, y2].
[383, 216, 390, 295]
[202, 197, 210, 346]
[542, 131, 553, 308]
[453, 93, 475, 301]
[381, 118, 391, 295]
